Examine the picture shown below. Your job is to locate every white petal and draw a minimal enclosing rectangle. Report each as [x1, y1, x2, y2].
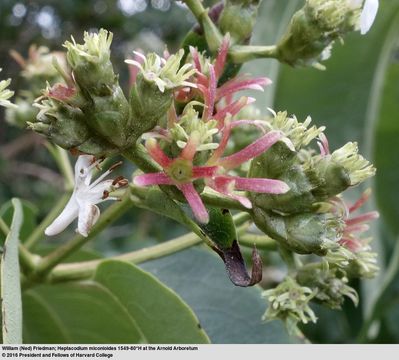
[74, 155, 93, 184]
[45, 195, 79, 236]
[360, 0, 379, 35]
[77, 203, 100, 237]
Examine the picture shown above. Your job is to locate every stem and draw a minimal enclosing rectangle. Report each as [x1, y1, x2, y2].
[48, 231, 203, 283]
[25, 192, 71, 249]
[279, 246, 299, 274]
[229, 45, 278, 63]
[182, 0, 223, 52]
[182, 0, 206, 21]
[33, 193, 133, 278]
[357, 236, 399, 342]
[123, 144, 161, 173]
[46, 211, 250, 283]
[46, 143, 74, 191]
[239, 234, 277, 250]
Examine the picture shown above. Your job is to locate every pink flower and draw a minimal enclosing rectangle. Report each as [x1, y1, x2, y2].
[134, 127, 289, 223]
[335, 190, 379, 252]
[181, 36, 271, 123]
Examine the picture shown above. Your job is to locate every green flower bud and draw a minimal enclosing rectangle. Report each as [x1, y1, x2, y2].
[218, 0, 262, 44]
[253, 208, 344, 255]
[276, 0, 362, 68]
[314, 142, 376, 187]
[296, 264, 358, 309]
[249, 111, 326, 213]
[345, 249, 379, 279]
[31, 88, 118, 155]
[63, 29, 133, 151]
[262, 276, 317, 330]
[249, 111, 375, 213]
[127, 50, 196, 140]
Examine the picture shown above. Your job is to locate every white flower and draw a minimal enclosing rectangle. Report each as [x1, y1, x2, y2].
[359, 0, 379, 34]
[45, 155, 127, 237]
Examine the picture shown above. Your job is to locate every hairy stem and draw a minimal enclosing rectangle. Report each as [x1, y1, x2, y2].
[239, 233, 278, 250]
[48, 231, 203, 282]
[44, 212, 249, 283]
[45, 143, 74, 191]
[229, 45, 279, 63]
[182, 0, 206, 21]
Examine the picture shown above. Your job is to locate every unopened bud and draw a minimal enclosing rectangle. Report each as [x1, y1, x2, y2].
[296, 264, 358, 309]
[276, 0, 365, 68]
[253, 208, 344, 256]
[218, 0, 262, 44]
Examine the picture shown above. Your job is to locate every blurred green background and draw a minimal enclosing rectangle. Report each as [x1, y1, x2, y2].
[0, 0, 399, 344]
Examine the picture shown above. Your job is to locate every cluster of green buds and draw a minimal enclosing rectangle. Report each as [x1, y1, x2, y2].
[249, 110, 375, 256]
[262, 276, 317, 334]
[5, 45, 67, 127]
[29, 29, 194, 156]
[276, 0, 379, 68]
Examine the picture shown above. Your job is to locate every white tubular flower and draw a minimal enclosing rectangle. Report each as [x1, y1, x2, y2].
[45, 155, 127, 237]
[359, 0, 379, 34]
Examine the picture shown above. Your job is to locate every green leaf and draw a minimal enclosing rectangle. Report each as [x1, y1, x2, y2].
[23, 260, 210, 343]
[94, 260, 210, 343]
[0, 199, 37, 244]
[1, 198, 23, 344]
[200, 208, 236, 250]
[199, 208, 262, 287]
[23, 282, 145, 344]
[141, 247, 293, 343]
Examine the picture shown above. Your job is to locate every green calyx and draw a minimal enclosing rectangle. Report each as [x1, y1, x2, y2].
[276, 0, 362, 68]
[252, 208, 344, 256]
[218, 0, 262, 44]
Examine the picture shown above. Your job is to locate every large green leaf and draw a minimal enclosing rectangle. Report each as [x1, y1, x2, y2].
[23, 260, 210, 344]
[94, 260, 209, 343]
[23, 282, 144, 344]
[1, 198, 23, 344]
[140, 247, 293, 343]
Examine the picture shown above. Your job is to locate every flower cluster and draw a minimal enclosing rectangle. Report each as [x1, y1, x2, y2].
[262, 276, 317, 332]
[131, 37, 290, 223]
